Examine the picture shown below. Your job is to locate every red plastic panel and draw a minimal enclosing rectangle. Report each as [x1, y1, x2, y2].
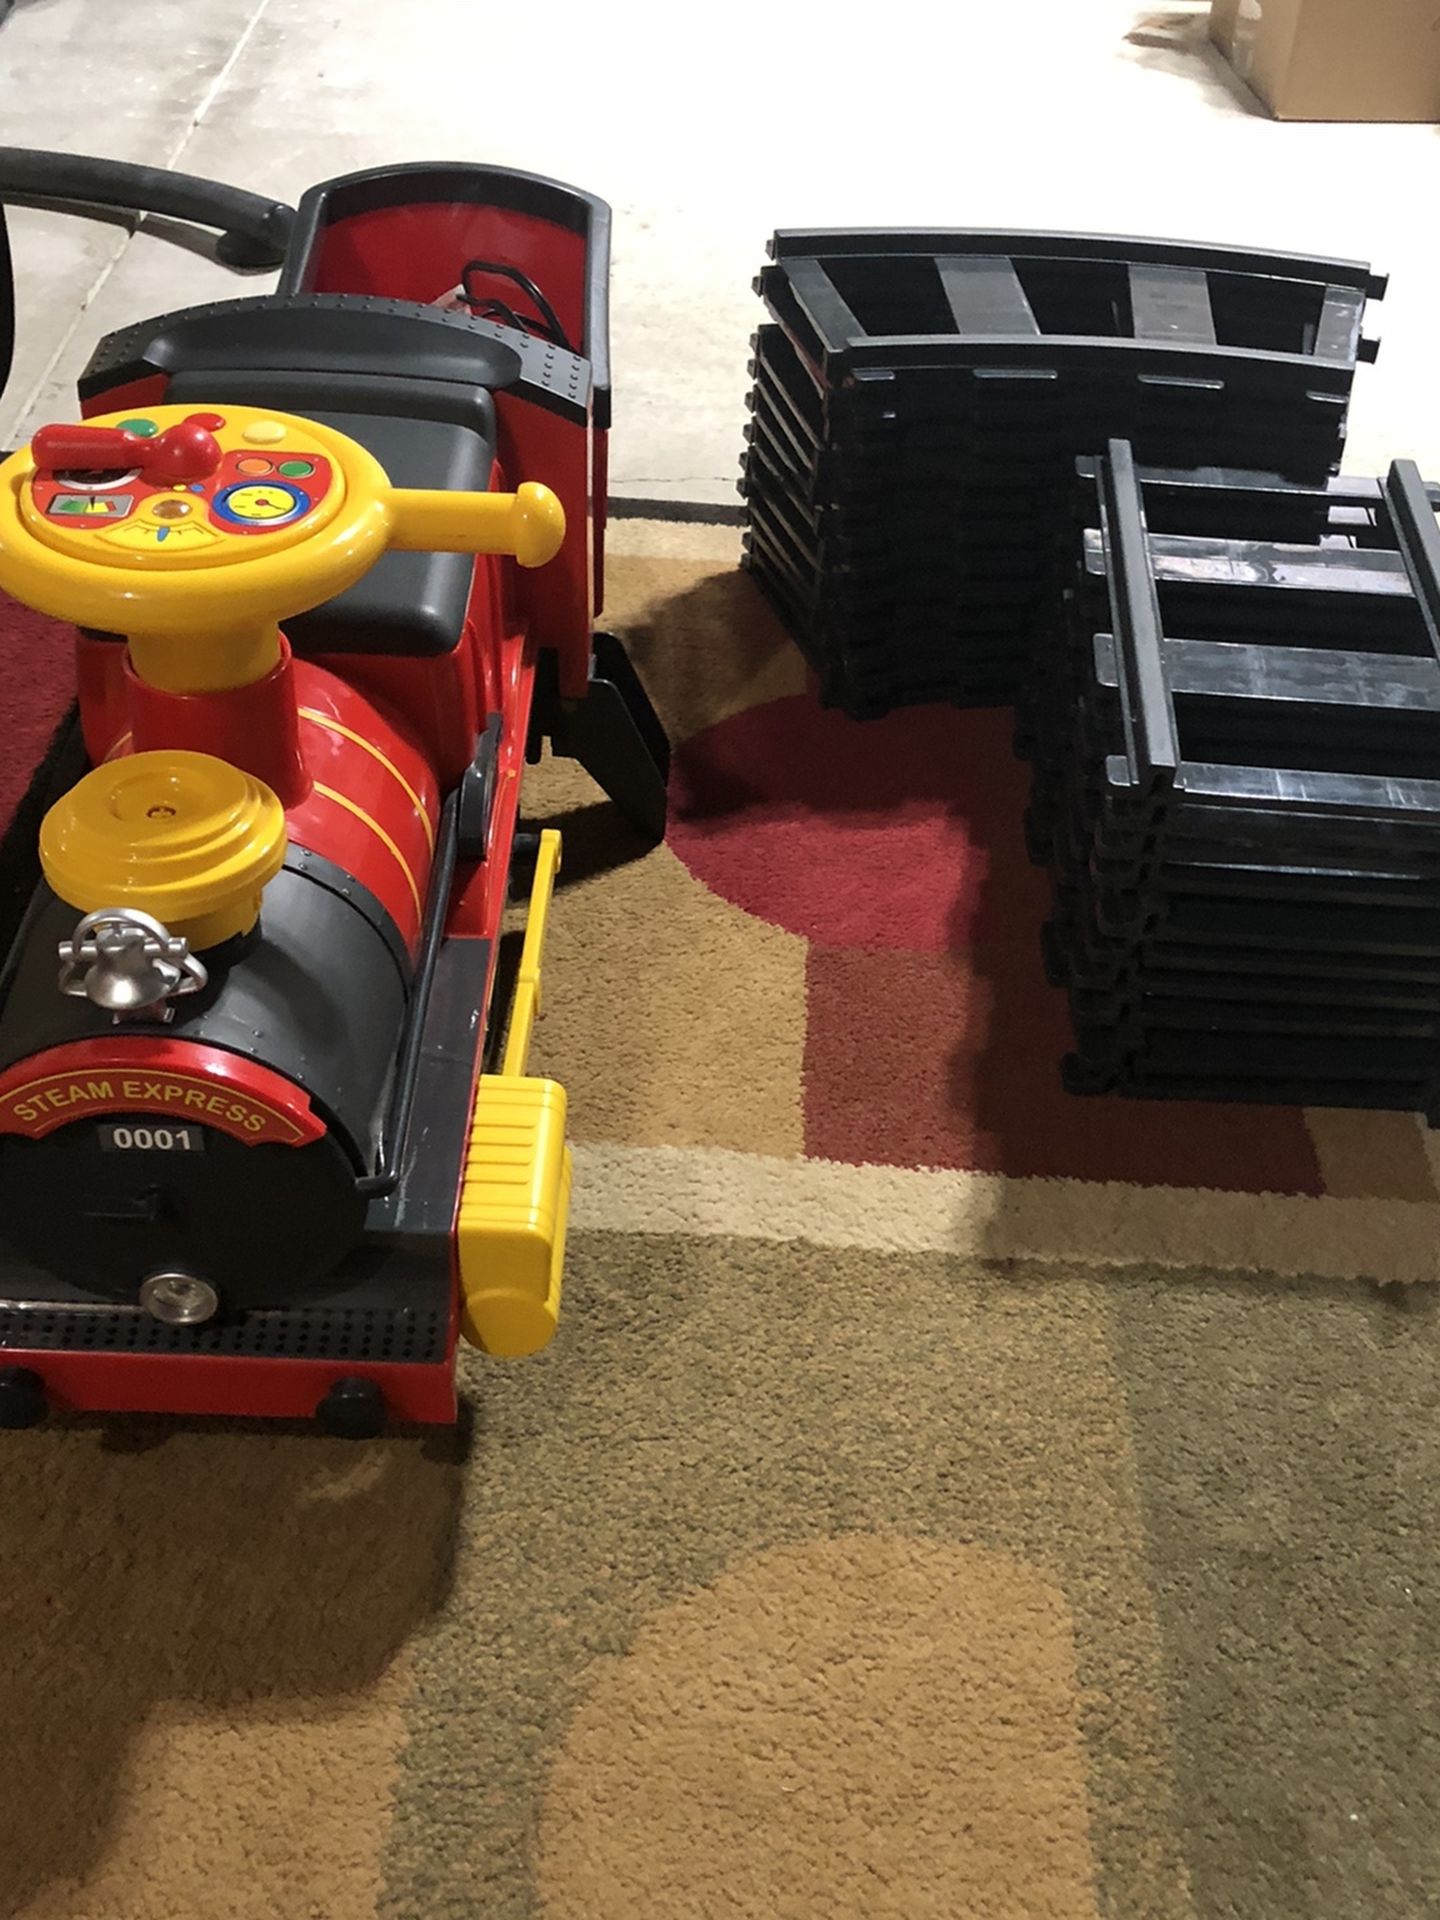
[306, 204, 589, 350]
[6, 1346, 458, 1423]
[494, 392, 593, 698]
[126, 640, 310, 807]
[77, 631, 129, 763]
[286, 660, 441, 951]
[593, 428, 609, 615]
[78, 374, 167, 421]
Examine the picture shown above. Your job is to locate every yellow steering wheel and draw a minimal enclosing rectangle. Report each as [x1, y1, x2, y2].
[0, 401, 566, 693]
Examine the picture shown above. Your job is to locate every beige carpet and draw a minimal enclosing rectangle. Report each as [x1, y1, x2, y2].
[2, 517, 1439, 1920]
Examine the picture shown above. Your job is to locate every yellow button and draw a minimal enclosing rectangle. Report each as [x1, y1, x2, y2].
[242, 420, 288, 445]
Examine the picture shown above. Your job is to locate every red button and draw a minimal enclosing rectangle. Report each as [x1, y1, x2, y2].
[187, 412, 226, 431]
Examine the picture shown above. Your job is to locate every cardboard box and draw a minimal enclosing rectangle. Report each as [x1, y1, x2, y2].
[1211, 0, 1440, 121]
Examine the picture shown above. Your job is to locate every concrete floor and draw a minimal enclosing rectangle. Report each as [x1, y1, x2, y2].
[2, 0, 1439, 500]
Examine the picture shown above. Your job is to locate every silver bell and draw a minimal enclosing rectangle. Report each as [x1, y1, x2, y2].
[57, 908, 208, 1019]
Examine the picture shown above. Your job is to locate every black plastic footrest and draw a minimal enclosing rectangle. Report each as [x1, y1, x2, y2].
[544, 631, 671, 844]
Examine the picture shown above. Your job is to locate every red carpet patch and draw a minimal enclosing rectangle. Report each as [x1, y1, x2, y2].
[0, 597, 73, 841]
[672, 692, 1324, 1194]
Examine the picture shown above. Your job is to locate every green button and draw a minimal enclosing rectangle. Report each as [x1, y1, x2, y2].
[119, 418, 158, 437]
[277, 459, 314, 478]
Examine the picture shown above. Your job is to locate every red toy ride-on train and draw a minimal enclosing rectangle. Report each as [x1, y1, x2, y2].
[0, 155, 668, 1435]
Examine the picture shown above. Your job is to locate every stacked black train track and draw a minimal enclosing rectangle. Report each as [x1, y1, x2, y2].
[1020, 442, 1440, 1118]
[741, 231, 1384, 717]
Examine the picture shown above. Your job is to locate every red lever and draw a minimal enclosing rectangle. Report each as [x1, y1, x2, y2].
[32, 417, 222, 484]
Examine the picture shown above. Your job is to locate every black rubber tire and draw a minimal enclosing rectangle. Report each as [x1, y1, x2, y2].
[0, 1366, 47, 1430]
[316, 1377, 385, 1440]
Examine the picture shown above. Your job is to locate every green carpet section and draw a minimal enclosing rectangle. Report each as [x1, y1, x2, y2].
[381, 1232, 1196, 1919]
[1107, 1274, 1440, 1919]
[376, 1238, 1440, 1919]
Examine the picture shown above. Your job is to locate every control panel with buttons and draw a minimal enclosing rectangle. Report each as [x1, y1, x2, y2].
[0, 400, 566, 692]
[25, 409, 339, 569]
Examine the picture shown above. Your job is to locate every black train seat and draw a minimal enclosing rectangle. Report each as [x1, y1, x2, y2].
[193, 406, 492, 658]
[95, 296, 528, 657]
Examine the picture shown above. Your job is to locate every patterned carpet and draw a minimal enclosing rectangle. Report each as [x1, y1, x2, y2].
[3, 517, 1440, 1919]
